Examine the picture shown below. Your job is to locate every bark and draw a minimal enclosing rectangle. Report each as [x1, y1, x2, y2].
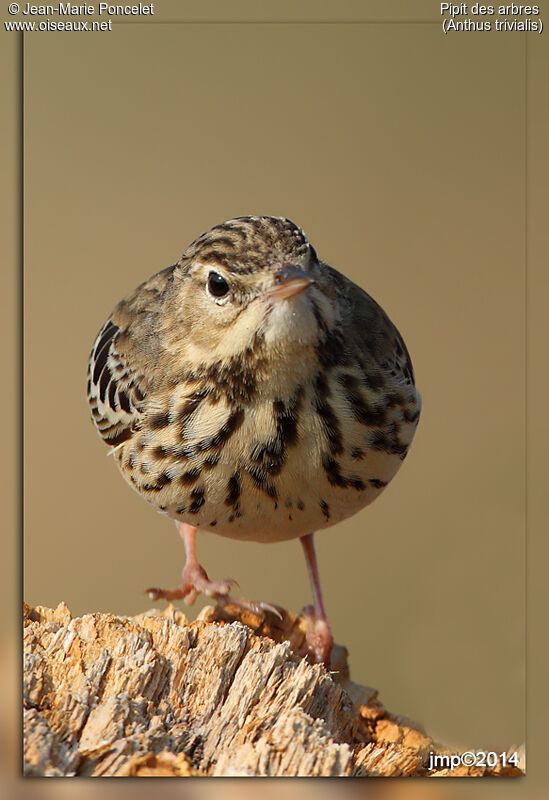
[23, 602, 524, 778]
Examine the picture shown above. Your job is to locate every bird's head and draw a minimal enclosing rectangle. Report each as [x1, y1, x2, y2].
[164, 216, 338, 367]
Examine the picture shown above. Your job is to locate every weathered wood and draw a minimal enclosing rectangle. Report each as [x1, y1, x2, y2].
[23, 602, 524, 778]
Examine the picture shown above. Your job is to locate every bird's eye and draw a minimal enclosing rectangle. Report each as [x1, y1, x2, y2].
[207, 271, 230, 299]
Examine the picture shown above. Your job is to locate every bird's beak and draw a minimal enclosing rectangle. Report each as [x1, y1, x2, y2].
[266, 265, 315, 302]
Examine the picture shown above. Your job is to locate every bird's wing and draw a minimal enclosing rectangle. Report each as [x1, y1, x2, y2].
[328, 265, 416, 387]
[87, 265, 176, 447]
[354, 288, 416, 386]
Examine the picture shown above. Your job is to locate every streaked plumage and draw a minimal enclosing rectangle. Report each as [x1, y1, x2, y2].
[87, 216, 421, 664]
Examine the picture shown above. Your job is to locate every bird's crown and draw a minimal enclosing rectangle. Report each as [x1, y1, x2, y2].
[180, 216, 312, 274]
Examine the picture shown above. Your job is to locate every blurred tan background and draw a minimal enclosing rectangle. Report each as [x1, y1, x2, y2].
[8, 0, 537, 762]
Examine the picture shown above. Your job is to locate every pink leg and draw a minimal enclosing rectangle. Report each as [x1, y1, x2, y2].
[147, 522, 236, 604]
[147, 522, 277, 615]
[300, 533, 334, 666]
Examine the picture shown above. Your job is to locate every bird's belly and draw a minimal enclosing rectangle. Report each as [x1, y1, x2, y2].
[196, 446, 407, 543]
[116, 383, 420, 543]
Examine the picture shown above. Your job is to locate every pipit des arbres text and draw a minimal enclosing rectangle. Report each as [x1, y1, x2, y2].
[88, 216, 421, 665]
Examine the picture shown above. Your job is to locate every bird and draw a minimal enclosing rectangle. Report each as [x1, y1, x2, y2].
[87, 215, 421, 666]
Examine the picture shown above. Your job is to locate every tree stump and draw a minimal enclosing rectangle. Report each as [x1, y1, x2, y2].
[23, 602, 524, 778]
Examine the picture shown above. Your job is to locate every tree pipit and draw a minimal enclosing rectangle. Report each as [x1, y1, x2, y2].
[88, 216, 421, 665]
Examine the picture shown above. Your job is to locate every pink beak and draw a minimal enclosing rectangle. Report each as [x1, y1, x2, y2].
[266, 266, 315, 302]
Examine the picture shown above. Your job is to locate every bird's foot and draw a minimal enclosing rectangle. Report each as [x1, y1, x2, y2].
[299, 604, 334, 667]
[147, 559, 237, 605]
[147, 561, 279, 618]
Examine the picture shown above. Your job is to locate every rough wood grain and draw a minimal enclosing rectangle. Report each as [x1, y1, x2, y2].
[23, 602, 524, 778]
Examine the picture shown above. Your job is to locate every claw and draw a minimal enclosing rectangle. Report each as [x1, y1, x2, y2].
[257, 601, 283, 620]
[146, 586, 184, 602]
[207, 593, 279, 619]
